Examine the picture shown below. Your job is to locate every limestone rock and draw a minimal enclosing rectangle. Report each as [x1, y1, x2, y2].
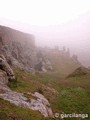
[35, 49, 53, 72]
[0, 70, 53, 117]
[0, 54, 15, 81]
[0, 26, 36, 73]
[25, 92, 53, 117]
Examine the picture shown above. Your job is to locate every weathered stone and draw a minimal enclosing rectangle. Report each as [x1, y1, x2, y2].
[0, 69, 53, 117]
[0, 55, 15, 81]
[35, 50, 53, 72]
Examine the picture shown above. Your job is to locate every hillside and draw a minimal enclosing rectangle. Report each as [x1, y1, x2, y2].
[0, 25, 87, 120]
[0, 25, 37, 73]
[0, 25, 81, 75]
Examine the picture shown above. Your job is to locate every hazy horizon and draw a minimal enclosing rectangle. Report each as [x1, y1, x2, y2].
[0, 0, 90, 67]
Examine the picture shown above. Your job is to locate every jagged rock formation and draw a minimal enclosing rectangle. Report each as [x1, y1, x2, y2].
[0, 25, 81, 74]
[0, 25, 36, 73]
[35, 49, 53, 72]
[0, 26, 53, 73]
[0, 54, 15, 81]
[0, 56, 53, 117]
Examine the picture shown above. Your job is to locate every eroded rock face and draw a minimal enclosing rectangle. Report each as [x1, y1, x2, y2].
[0, 56, 53, 117]
[0, 55, 15, 81]
[0, 70, 53, 117]
[0, 26, 53, 73]
[35, 50, 53, 72]
[0, 25, 81, 74]
[0, 70, 8, 86]
[0, 26, 36, 73]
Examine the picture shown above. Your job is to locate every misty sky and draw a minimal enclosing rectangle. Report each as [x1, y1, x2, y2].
[0, 0, 90, 67]
[0, 0, 90, 25]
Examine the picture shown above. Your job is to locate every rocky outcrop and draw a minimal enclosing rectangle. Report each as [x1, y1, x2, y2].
[35, 49, 53, 72]
[0, 26, 36, 72]
[0, 25, 81, 74]
[0, 69, 53, 117]
[0, 26, 53, 73]
[0, 55, 53, 117]
[0, 55, 15, 81]
[67, 67, 90, 77]
[35, 59, 53, 72]
[23, 92, 53, 117]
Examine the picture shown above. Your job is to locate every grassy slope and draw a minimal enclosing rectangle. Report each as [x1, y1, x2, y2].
[48, 53, 81, 77]
[0, 98, 44, 120]
[0, 68, 90, 120]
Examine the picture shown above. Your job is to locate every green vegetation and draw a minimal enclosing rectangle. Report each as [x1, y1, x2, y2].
[0, 68, 90, 120]
[0, 98, 52, 120]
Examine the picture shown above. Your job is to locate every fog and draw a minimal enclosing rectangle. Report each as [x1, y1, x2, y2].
[10, 11, 89, 67]
[33, 11, 90, 67]
[0, 0, 90, 67]
[0, 11, 90, 67]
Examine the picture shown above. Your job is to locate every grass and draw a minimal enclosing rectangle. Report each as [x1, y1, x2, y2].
[0, 68, 90, 120]
[0, 98, 53, 120]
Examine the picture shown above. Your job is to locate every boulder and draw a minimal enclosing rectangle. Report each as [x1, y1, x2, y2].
[67, 67, 90, 77]
[35, 51, 53, 72]
[0, 55, 15, 81]
[0, 70, 53, 117]
[0, 70, 8, 85]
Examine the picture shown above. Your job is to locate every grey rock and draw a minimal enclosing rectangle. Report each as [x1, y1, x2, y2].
[0, 70, 53, 117]
[0, 55, 15, 81]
